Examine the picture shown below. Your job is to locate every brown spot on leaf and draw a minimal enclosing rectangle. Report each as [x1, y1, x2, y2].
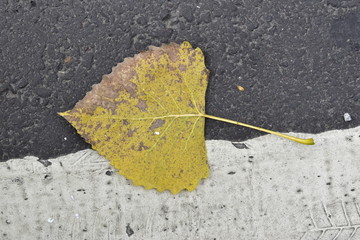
[127, 128, 138, 137]
[95, 123, 102, 130]
[81, 133, 91, 143]
[145, 74, 155, 81]
[188, 100, 195, 108]
[136, 99, 148, 112]
[175, 73, 183, 83]
[138, 141, 149, 151]
[168, 64, 177, 71]
[116, 99, 129, 105]
[150, 119, 165, 131]
[163, 43, 180, 62]
[123, 83, 137, 98]
[179, 64, 187, 72]
[127, 129, 133, 137]
[186, 121, 193, 126]
[188, 55, 196, 64]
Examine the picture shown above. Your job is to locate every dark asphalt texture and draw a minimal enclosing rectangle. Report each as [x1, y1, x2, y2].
[1, 0, 359, 161]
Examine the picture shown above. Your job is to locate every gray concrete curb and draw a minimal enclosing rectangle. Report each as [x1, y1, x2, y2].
[1, 127, 360, 239]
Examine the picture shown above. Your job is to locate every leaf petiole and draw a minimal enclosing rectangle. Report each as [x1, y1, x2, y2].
[203, 114, 315, 145]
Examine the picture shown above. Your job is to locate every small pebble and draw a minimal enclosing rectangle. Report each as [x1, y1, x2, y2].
[344, 113, 352, 122]
[64, 56, 72, 63]
[47, 218, 54, 223]
[237, 85, 245, 91]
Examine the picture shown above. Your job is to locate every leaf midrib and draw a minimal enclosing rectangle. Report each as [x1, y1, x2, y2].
[94, 113, 205, 120]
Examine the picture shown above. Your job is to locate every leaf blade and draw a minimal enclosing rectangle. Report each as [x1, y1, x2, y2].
[59, 42, 210, 194]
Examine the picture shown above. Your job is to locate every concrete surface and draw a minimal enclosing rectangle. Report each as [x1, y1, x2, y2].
[1, 126, 360, 240]
[1, 0, 360, 161]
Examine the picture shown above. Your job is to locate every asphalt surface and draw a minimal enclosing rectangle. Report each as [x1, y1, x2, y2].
[1, 0, 359, 161]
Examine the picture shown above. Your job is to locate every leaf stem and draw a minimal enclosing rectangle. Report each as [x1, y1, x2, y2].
[203, 114, 314, 145]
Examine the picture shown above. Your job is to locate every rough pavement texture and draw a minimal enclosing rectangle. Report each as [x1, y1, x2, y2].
[1, 0, 360, 161]
[1, 127, 360, 239]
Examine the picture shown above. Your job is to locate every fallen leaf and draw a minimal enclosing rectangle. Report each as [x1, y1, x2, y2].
[60, 42, 209, 194]
[59, 42, 314, 194]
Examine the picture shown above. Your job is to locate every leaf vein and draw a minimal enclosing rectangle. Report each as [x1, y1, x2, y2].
[184, 116, 201, 150]
[148, 117, 178, 151]
[182, 72, 201, 114]
[156, 76, 183, 113]
[139, 86, 169, 114]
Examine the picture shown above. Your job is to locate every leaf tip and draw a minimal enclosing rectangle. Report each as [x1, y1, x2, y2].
[181, 41, 192, 49]
[195, 47, 203, 53]
[57, 110, 70, 117]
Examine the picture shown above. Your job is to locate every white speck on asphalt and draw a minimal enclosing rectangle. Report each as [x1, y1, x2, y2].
[47, 218, 54, 223]
[344, 113, 352, 122]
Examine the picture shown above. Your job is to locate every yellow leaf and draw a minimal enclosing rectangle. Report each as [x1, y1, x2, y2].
[59, 42, 209, 194]
[59, 41, 314, 194]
